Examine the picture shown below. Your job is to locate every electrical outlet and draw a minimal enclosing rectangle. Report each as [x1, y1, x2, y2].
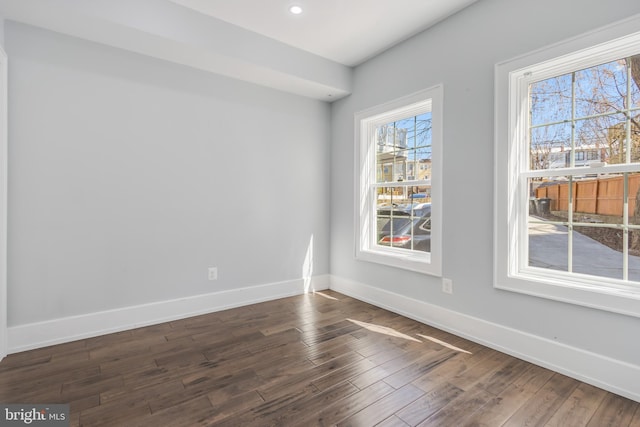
[208, 267, 218, 281]
[442, 278, 453, 294]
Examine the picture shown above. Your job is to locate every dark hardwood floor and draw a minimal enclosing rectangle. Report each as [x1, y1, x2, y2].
[0, 290, 638, 426]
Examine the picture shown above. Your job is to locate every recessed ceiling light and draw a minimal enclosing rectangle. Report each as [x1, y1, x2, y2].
[289, 5, 303, 15]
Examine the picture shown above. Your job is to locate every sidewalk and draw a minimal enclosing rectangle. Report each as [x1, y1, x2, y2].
[528, 219, 640, 281]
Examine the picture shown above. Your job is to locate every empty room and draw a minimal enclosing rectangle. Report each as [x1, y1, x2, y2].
[0, 0, 639, 425]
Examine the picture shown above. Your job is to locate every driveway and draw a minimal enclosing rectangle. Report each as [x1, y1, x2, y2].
[528, 219, 640, 281]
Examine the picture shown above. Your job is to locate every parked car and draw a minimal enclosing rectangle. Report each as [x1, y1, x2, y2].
[377, 203, 431, 252]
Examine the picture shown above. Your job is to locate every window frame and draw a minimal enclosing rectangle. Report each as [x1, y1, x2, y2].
[495, 15, 640, 317]
[355, 86, 443, 276]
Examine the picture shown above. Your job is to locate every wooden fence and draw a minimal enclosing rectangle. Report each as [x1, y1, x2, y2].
[535, 174, 640, 217]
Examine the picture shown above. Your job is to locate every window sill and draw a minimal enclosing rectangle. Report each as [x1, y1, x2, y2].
[356, 248, 441, 276]
[495, 270, 640, 318]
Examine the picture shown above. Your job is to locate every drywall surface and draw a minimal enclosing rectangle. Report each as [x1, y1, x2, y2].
[6, 22, 330, 326]
[330, 0, 640, 366]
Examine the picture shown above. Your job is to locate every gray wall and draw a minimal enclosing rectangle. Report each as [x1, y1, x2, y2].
[6, 22, 330, 326]
[330, 0, 640, 366]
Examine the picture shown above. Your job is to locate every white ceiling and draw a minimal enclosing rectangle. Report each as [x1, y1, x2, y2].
[0, 0, 478, 100]
[169, 0, 478, 67]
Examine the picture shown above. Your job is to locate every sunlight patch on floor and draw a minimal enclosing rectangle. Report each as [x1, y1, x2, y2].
[417, 334, 472, 354]
[314, 291, 339, 301]
[347, 319, 422, 343]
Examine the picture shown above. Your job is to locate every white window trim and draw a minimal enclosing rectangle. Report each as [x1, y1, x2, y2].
[495, 14, 640, 318]
[355, 86, 443, 276]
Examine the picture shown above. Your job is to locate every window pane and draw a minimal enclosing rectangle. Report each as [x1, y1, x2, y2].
[590, 174, 624, 219]
[575, 59, 628, 119]
[628, 231, 640, 281]
[530, 73, 572, 126]
[628, 54, 640, 108]
[404, 150, 418, 180]
[414, 112, 432, 148]
[376, 124, 407, 151]
[529, 176, 569, 272]
[530, 177, 569, 218]
[376, 156, 406, 183]
[530, 122, 571, 170]
[376, 124, 408, 183]
[377, 160, 392, 183]
[416, 146, 432, 167]
[631, 119, 640, 162]
[574, 113, 627, 164]
[400, 117, 417, 151]
[528, 220, 568, 272]
[573, 225, 623, 280]
[629, 173, 640, 226]
[631, 54, 640, 109]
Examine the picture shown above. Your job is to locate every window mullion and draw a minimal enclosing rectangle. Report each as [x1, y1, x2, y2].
[623, 172, 629, 281]
[623, 58, 633, 280]
[568, 176, 574, 273]
[522, 163, 640, 178]
[570, 72, 576, 169]
[389, 188, 395, 248]
[531, 110, 631, 130]
[371, 181, 429, 188]
[626, 57, 633, 165]
[412, 116, 418, 250]
[566, 72, 577, 273]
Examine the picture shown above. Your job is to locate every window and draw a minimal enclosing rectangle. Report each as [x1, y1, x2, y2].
[495, 16, 640, 317]
[355, 86, 442, 275]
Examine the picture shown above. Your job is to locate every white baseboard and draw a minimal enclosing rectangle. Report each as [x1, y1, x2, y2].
[8, 275, 330, 354]
[329, 275, 640, 403]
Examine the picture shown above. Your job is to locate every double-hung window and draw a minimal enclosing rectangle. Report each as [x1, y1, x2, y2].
[355, 86, 442, 275]
[495, 17, 640, 317]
